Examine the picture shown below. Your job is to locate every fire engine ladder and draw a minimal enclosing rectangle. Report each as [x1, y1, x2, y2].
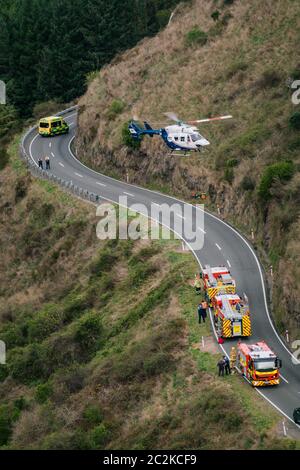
[205, 265, 217, 286]
[222, 298, 236, 319]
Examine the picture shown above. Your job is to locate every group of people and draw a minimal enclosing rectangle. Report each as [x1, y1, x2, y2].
[217, 356, 231, 376]
[194, 272, 233, 377]
[38, 156, 50, 170]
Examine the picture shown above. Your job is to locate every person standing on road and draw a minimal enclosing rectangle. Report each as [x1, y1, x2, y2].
[224, 355, 231, 375]
[45, 155, 50, 170]
[38, 157, 43, 169]
[217, 358, 225, 377]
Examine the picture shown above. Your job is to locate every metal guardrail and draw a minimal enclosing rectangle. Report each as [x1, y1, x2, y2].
[19, 105, 100, 205]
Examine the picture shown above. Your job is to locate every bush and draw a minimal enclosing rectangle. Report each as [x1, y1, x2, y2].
[185, 27, 208, 47]
[15, 176, 29, 203]
[10, 344, 46, 383]
[211, 10, 220, 21]
[226, 158, 239, 167]
[156, 9, 170, 28]
[241, 175, 255, 191]
[89, 423, 110, 448]
[28, 304, 63, 342]
[83, 404, 103, 426]
[224, 167, 234, 184]
[0, 404, 20, 446]
[258, 161, 295, 201]
[121, 121, 141, 149]
[75, 313, 103, 357]
[0, 146, 9, 171]
[289, 111, 300, 130]
[35, 383, 53, 404]
[107, 99, 125, 119]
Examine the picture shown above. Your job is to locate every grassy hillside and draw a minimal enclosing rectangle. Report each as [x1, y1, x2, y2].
[0, 134, 298, 449]
[76, 0, 300, 340]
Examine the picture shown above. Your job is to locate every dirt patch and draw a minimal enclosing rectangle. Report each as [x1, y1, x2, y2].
[192, 335, 219, 354]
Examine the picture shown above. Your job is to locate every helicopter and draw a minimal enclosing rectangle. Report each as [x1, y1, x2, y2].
[128, 112, 232, 155]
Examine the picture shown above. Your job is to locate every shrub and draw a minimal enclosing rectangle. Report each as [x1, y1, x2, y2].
[226, 158, 239, 167]
[107, 99, 125, 119]
[185, 27, 208, 47]
[10, 344, 46, 383]
[28, 304, 63, 342]
[254, 70, 281, 90]
[0, 404, 20, 446]
[258, 161, 295, 201]
[0, 146, 9, 170]
[15, 176, 29, 203]
[35, 383, 53, 404]
[156, 9, 170, 28]
[289, 111, 300, 130]
[211, 10, 220, 21]
[89, 423, 110, 448]
[121, 121, 141, 149]
[90, 250, 118, 276]
[241, 175, 255, 191]
[224, 167, 234, 184]
[83, 404, 103, 426]
[75, 313, 103, 357]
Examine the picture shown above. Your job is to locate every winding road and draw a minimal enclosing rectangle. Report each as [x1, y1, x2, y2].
[22, 108, 300, 431]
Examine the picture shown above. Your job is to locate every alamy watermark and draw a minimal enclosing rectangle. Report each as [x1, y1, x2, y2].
[291, 79, 300, 105]
[0, 80, 6, 105]
[96, 197, 205, 251]
[291, 340, 300, 365]
[0, 340, 6, 364]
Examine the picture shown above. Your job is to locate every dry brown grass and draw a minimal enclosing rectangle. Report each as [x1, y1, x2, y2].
[76, 0, 300, 339]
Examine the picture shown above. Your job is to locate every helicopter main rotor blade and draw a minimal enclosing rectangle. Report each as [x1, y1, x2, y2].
[164, 112, 181, 122]
[188, 115, 233, 124]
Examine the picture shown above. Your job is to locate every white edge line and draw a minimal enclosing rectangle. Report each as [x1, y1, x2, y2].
[280, 374, 289, 384]
[67, 128, 300, 362]
[28, 122, 300, 427]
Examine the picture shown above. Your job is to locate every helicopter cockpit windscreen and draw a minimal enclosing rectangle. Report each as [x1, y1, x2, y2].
[191, 132, 204, 142]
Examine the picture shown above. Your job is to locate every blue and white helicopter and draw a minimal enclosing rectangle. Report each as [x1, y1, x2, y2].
[128, 112, 232, 155]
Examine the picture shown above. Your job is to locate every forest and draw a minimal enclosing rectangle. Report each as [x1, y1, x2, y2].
[0, 0, 183, 116]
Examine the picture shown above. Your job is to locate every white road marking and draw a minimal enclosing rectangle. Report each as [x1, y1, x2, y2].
[198, 227, 206, 234]
[152, 202, 160, 206]
[29, 134, 39, 166]
[96, 182, 106, 187]
[215, 243, 222, 250]
[123, 191, 134, 197]
[51, 152, 55, 157]
[75, 172, 83, 178]
[59, 162, 64, 167]
[176, 213, 185, 219]
[227, 259, 231, 268]
[280, 374, 289, 384]
[49, 142, 52, 148]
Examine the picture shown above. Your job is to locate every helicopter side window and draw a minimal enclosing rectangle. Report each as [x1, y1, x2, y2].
[180, 136, 185, 142]
[174, 136, 178, 141]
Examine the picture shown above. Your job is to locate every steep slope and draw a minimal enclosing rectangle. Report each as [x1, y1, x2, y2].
[0, 134, 297, 449]
[76, 0, 300, 340]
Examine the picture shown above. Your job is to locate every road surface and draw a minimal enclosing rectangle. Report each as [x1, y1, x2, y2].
[22, 108, 300, 430]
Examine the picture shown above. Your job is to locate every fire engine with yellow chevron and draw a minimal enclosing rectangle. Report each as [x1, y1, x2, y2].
[202, 265, 236, 306]
[237, 341, 282, 387]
